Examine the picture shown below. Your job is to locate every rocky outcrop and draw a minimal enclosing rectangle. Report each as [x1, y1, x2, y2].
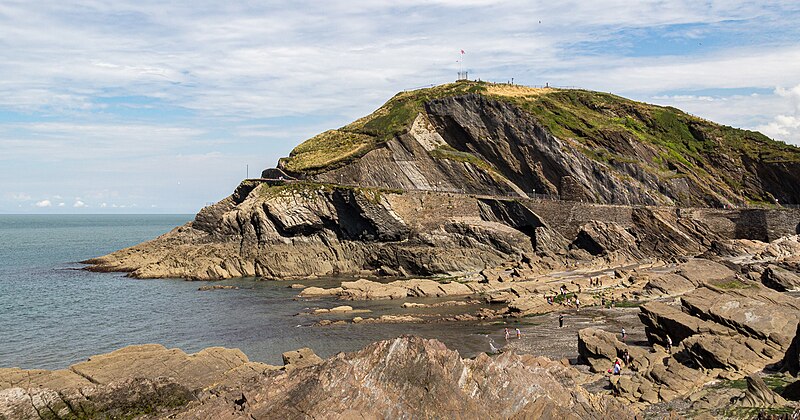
[761, 264, 800, 291]
[736, 374, 789, 408]
[0, 344, 277, 419]
[175, 336, 635, 419]
[782, 323, 800, 376]
[1, 337, 636, 419]
[606, 283, 800, 405]
[299, 278, 475, 300]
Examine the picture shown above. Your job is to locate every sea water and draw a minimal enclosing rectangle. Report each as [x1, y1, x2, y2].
[0, 215, 494, 370]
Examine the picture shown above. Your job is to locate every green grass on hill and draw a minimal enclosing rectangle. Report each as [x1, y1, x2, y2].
[278, 81, 800, 205]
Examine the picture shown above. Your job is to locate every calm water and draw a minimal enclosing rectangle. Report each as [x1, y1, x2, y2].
[0, 215, 494, 370]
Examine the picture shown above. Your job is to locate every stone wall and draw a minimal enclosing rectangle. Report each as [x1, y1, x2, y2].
[389, 191, 800, 243]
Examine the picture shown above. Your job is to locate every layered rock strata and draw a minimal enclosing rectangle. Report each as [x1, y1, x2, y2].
[1, 337, 635, 419]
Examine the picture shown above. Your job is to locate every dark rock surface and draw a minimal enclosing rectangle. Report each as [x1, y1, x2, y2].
[762, 264, 800, 291]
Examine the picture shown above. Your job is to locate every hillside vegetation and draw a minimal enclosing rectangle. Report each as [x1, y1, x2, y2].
[278, 80, 800, 205]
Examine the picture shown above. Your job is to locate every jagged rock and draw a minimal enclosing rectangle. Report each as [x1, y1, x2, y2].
[173, 336, 636, 418]
[339, 279, 407, 300]
[643, 273, 696, 296]
[571, 221, 639, 257]
[781, 322, 800, 376]
[281, 348, 323, 371]
[299, 286, 342, 298]
[507, 296, 553, 317]
[198, 284, 238, 291]
[762, 264, 800, 291]
[639, 301, 732, 345]
[577, 328, 659, 374]
[735, 374, 788, 407]
[0, 344, 277, 419]
[673, 258, 735, 285]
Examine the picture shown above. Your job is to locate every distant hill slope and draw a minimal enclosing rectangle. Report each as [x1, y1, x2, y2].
[275, 81, 800, 207]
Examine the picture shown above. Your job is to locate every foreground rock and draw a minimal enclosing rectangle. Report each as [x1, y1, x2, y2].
[0, 344, 277, 419]
[176, 336, 635, 419]
[594, 282, 800, 405]
[1, 337, 635, 419]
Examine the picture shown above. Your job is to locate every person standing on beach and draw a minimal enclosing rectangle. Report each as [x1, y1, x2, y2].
[505, 328, 510, 340]
[559, 314, 564, 328]
[516, 328, 521, 339]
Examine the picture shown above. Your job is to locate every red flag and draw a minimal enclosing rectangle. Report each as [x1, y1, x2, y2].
[460, 49, 465, 54]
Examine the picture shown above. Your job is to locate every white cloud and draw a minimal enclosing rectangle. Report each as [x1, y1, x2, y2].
[754, 83, 800, 145]
[73, 200, 87, 208]
[100, 202, 107, 208]
[1, 1, 800, 212]
[57, 202, 65, 207]
[10, 192, 31, 201]
[34, 200, 52, 207]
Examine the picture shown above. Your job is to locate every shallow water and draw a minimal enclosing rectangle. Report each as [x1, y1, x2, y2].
[0, 215, 496, 370]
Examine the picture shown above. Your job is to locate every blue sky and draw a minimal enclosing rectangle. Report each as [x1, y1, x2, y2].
[2, 0, 800, 213]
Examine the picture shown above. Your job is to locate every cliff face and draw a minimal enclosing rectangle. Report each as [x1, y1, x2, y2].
[86, 81, 800, 280]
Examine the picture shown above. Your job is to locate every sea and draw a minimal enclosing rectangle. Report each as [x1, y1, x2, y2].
[0, 214, 495, 370]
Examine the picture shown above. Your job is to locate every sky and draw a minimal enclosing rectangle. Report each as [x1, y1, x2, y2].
[2, 1, 800, 214]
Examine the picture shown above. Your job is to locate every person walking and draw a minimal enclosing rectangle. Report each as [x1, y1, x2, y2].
[666, 335, 673, 353]
[621, 327, 626, 342]
[516, 328, 521, 339]
[559, 314, 564, 328]
[505, 328, 510, 341]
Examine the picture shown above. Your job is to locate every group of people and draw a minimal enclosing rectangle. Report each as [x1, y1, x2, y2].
[543, 284, 581, 311]
[504, 327, 522, 340]
[609, 349, 634, 375]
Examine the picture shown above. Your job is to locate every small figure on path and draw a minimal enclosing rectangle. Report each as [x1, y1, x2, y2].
[621, 327, 626, 342]
[505, 328, 510, 341]
[666, 335, 672, 353]
[575, 297, 581, 311]
[622, 349, 631, 366]
[609, 359, 621, 375]
[559, 313, 564, 328]
[516, 328, 521, 339]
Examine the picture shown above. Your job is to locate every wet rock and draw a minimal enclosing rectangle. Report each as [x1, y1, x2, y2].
[340, 279, 407, 300]
[299, 286, 342, 298]
[198, 284, 238, 291]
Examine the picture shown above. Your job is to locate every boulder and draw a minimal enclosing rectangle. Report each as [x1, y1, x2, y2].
[281, 348, 323, 371]
[761, 264, 800, 292]
[735, 373, 788, 408]
[299, 286, 342, 298]
[674, 258, 735, 285]
[507, 296, 553, 317]
[340, 279, 407, 300]
[643, 273, 696, 297]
